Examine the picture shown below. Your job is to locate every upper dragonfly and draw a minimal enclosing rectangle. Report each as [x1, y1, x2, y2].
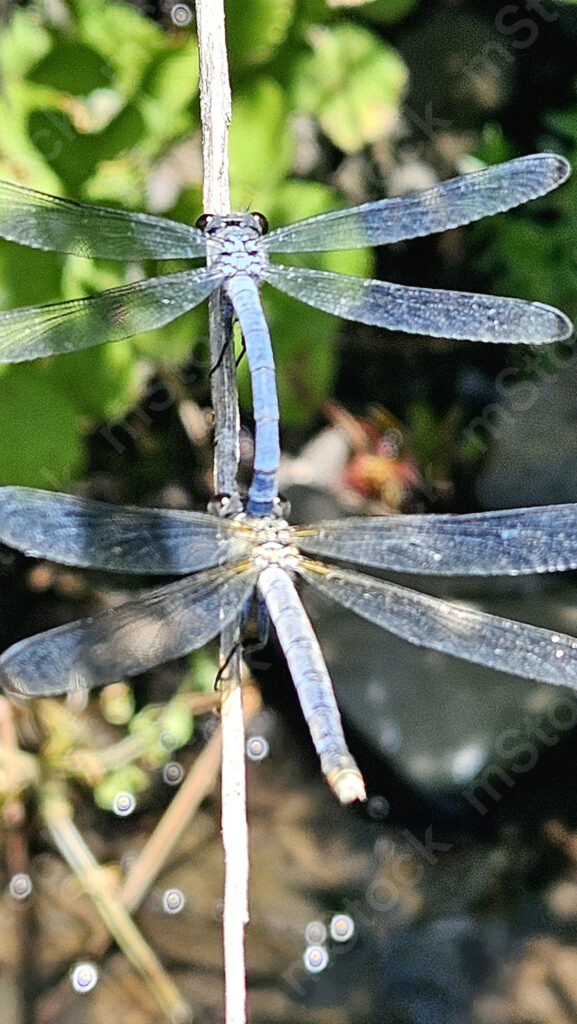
[2, 487, 577, 801]
[0, 153, 571, 515]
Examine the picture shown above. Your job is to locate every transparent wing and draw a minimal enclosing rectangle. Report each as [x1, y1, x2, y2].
[299, 561, 577, 692]
[263, 264, 572, 344]
[0, 564, 257, 697]
[0, 266, 224, 362]
[263, 154, 570, 253]
[0, 488, 253, 573]
[0, 180, 205, 259]
[296, 504, 577, 575]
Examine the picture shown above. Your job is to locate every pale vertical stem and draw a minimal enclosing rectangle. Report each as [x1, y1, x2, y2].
[218, 630, 249, 1024]
[195, 4, 249, 1024]
[196, 0, 240, 504]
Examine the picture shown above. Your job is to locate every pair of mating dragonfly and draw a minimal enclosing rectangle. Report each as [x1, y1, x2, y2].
[0, 153, 574, 801]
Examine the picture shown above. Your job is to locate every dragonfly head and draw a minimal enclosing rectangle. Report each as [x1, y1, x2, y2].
[207, 493, 245, 519]
[195, 211, 269, 238]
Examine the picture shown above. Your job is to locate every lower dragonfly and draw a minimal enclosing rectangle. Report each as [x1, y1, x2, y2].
[0, 153, 571, 514]
[2, 487, 577, 801]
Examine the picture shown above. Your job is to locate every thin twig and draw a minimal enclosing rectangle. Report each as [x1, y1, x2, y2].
[33, 689, 262, 1022]
[42, 783, 192, 1024]
[218, 631, 249, 1024]
[120, 683, 261, 915]
[195, 3, 249, 1022]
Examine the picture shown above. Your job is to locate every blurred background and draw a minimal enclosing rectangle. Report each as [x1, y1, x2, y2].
[2, 0, 577, 1021]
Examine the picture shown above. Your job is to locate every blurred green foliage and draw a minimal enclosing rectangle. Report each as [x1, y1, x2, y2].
[291, 23, 407, 153]
[0, 0, 572, 494]
[473, 124, 576, 318]
[0, 0, 410, 489]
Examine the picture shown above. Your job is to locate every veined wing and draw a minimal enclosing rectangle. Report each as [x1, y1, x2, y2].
[295, 504, 577, 575]
[0, 266, 224, 362]
[263, 154, 570, 253]
[0, 488, 253, 573]
[263, 264, 572, 344]
[299, 560, 577, 692]
[0, 180, 205, 259]
[0, 563, 257, 697]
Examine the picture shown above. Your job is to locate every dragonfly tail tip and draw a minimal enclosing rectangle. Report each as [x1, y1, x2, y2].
[329, 767, 367, 804]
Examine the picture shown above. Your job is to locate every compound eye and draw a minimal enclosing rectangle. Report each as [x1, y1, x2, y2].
[251, 212, 269, 235]
[195, 212, 212, 232]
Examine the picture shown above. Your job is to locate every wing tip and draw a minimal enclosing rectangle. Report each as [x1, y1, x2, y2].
[537, 151, 572, 186]
[536, 304, 574, 343]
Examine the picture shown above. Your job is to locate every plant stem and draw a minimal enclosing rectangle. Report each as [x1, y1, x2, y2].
[195, 3, 249, 1022]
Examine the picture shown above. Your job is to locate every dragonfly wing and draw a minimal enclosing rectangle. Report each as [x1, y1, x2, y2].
[0, 266, 224, 362]
[263, 264, 572, 344]
[0, 487, 253, 573]
[299, 561, 577, 692]
[296, 505, 577, 575]
[263, 154, 570, 253]
[0, 180, 205, 259]
[0, 563, 257, 696]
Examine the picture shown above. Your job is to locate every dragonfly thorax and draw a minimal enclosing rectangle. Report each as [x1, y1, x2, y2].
[199, 213, 269, 281]
[243, 516, 300, 572]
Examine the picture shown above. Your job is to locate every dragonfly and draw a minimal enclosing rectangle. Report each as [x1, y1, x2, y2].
[2, 487, 577, 802]
[0, 153, 571, 515]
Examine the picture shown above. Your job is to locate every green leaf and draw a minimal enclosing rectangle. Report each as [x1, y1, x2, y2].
[346, 0, 418, 22]
[94, 765, 149, 811]
[227, 0, 295, 71]
[27, 108, 95, 189]
[0, 363, 84, 488]
[154, 701, 194, 751]
[230, 79, 293, 201]
[90, 104, 147, 162]
[0, 9, 51, 77]
[80, 1, 166, 96]
[292, 23, 408, 153]
[49, 344, 141, 425]
[0, 237, 64, 308]
[29, 37, 115, 96]
[139, 38, 200, 150]
[141, 37, 199, 114]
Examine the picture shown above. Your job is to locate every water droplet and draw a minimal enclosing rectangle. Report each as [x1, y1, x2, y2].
[451, 743, 486, 782]
[556, 649, 565, 659]
[71, 962, 98, 993]
[305, 920, 327, 945]
[379, 719, 402, 752]
[367, 795, 390, 820]
[246, 735, 269, 761]
[551, 634, 561, 643]
[113, 792, 136, 817]
[9, 873, 32, 900]
[329, 913, 355, 943]
[120, 850, 138, 873]
[160, 731, 177, 751]
[163, 761, 184, 785]
[171, 3, 192, 26]
[202, 717, 219, 741]
[304, 945, 329, 973]
[162, 888, 186, 915]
